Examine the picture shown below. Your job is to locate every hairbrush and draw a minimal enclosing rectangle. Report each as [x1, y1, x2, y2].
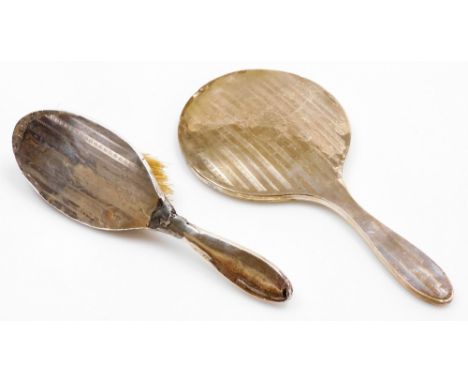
[13, 110, 292, 302]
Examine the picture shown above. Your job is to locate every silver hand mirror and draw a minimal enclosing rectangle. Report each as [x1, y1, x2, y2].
[178, 69, 453, 304]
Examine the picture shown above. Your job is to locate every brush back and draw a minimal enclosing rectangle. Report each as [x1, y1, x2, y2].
[13, 111, 159, 230]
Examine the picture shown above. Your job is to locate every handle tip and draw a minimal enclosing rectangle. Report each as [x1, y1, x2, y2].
[237, 274, 293, 302]
[277, 280, 294, 302]
[407, 272, 453, 304]
[425, 282, 453, 304]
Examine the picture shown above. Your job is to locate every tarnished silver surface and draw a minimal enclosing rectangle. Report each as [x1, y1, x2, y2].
[179, 69, 453, 304]
[13, 110, 159, 230]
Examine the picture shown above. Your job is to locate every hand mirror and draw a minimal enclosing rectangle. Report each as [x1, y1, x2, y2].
[178, 69, 452, 304]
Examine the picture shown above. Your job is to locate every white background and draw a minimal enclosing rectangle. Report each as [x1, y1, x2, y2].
[1, 1, 468, 381]
[1, 62, 467, 320]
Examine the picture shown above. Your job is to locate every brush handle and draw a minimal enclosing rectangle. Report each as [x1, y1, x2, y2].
[165, 215, 292, 302]
[325, 187, 453, 303]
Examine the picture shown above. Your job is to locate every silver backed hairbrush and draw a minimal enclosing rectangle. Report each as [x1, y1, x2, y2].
[12, 110, 292, 302]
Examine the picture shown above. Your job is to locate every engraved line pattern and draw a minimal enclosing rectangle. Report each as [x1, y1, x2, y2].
[14, 111, 159, 229]
[180, 70, 349, 197]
